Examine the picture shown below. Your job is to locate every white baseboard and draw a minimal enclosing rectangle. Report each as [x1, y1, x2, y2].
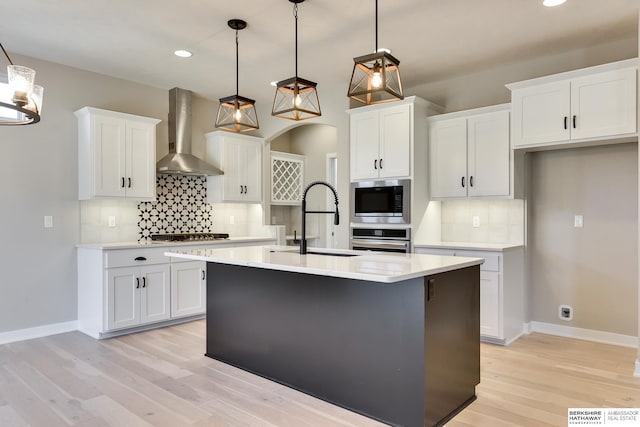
[528, 321, 639, 348]
[0, 321, 78, 345]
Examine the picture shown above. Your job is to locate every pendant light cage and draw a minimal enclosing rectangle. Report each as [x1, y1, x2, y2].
[0, 43, 42, 125]
[347, 0, 404, 105]
[215, 19, 259, 133]
[272, 0, 321, 121]
[348, 51, 403, 104]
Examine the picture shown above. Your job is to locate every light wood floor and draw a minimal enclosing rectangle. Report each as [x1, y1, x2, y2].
[0, 321, 638, 427]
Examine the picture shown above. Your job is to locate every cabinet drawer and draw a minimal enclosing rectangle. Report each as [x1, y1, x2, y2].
[105, 248, 169, 268]
[457, 251, 500, 272]
[414, 247, 456, 257]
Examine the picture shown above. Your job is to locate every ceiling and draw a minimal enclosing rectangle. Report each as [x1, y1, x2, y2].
[0, 0, 638, 106]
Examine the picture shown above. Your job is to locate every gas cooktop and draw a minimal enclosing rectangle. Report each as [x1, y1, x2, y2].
[150, 233, 230, 242]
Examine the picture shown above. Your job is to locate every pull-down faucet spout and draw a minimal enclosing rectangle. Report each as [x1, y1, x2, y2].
[300, 181, 339, 255]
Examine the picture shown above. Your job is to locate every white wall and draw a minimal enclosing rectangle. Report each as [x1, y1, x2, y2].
[528, 143, 638, 336]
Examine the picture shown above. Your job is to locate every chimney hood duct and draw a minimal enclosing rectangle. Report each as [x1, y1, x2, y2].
[157, 87, 223, 176]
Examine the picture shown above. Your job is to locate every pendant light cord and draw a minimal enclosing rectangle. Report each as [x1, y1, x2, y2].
[294, 3, 298, 78]
[375, 0, 378, 52]
[0, 43, 14, 66]
[235, 29, 239, 96]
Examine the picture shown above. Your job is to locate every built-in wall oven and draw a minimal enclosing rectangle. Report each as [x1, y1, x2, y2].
[351, 179, 410, 224]
[350, 227, 411, 253]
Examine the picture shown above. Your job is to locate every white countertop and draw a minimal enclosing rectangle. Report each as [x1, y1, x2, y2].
[77, 236, 277, 250]
[414, 241, 524, 252]
[165, 245, 483, 283]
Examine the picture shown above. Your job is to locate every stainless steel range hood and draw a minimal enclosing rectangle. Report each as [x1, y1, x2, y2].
[156, 87, 223, 176]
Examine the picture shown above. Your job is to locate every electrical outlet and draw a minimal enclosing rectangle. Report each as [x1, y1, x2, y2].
[574, 215, 583, 228]
[559, 304, 573, 321]
[108, 216, 117, 227]
[44, 215, 53, 228]
[472, 216, 480, 228]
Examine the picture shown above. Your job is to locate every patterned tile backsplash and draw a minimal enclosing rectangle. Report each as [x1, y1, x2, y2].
[137, 174, 212, 242]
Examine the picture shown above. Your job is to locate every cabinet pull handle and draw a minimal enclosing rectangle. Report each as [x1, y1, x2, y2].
[427, 279, 436, 301]
[374, 159, 378, 170]
[201, 270, 205, 280]
[243, 185, 247, 194]
[136, 277, 140, 289]
[461, 176, 465, 188]
[142, 277, 146, 288]
[470, 176, 474, 187]
[134, 256, 147, 261]
[121, 177, 125, 188]
[564, 116, 568, 130]
[128, 177, 132, 188]
[379, 158, 383, 169]
[573, 115, 577, 129]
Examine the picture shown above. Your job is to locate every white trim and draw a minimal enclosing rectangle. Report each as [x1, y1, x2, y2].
[0, 321, 78, 345]
[634, 358, 640, 377]
[529, 321, 638, 348]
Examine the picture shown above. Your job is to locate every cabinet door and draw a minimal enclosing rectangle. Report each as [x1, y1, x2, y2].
[570, 68, 637, 140]
[171, 261, 206, 318]
[467, 111, 510, 197]
[93, 115, 127, 197]
[125, 121, 156, 200]
[511, 80, 570, 147]
[106, 267, 140, 330]
[222, 139, 244, 201]
[379, 104, 411, 178]
[429, 118, 467, 198]
[242, 141, 263, 202]
[479, 271, 501, 339]
[350, 110, 380, 180]
[140, 264, 170, 324]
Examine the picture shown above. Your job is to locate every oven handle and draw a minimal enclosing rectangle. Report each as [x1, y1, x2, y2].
[351, 239, 410, 250]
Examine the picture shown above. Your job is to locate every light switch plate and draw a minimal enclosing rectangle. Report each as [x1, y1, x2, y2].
[229, 215, 235, 225]
[574, 215, 583, 228]
[44, 215, 53, 228]
[108, 216, 117, 227]
[472, 216, 480, 228]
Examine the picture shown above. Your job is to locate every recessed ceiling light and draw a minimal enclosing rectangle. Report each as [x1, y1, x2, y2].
[543, 0, 566, 6]
[174, 49, 192, 58]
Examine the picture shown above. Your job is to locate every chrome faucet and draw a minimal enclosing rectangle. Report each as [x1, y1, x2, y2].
[300, 181, 339, 254]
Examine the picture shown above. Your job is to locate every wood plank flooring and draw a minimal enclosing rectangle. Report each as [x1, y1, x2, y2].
[0, 320, 638, 426]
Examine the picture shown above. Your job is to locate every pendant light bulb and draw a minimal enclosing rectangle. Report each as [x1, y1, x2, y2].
[294, 94, 302, 107]
[234, 108, 242, 121]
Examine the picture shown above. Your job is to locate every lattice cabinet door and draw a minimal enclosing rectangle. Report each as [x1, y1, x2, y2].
[271, 151, 305, 205]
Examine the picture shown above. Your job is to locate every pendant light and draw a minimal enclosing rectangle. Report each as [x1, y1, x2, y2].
[347, 0, 403, 105]
[215, 19, 259, 132]
[272, 0, 321, 121]
[0, 43, 43, 125]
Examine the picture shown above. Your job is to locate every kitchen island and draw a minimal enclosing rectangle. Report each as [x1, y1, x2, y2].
[166, 245, 483, 427]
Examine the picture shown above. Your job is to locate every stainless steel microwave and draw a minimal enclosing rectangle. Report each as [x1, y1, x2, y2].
[351, 179, 411, 224]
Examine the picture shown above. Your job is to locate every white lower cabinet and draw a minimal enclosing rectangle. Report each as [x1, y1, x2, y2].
[106, 264, 170, 330]
[414, 245, 524, 345]
[171, 261, 206, 318]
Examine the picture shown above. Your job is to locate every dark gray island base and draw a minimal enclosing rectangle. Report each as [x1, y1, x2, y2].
[205, 263, 480, 427]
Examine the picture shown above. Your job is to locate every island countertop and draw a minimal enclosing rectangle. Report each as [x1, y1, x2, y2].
[165, 245, 483, 283]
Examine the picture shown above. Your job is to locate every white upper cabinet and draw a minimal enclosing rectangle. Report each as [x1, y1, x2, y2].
[349, 102, 412, 181]
[205, 131, 263, 203]
[509, 60, 637, 149]
[429, 106, 510, 199]
[76, 107, 160, 200]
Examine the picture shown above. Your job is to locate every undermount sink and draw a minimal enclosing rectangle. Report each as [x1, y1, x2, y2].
[270, 249, 360, 258]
